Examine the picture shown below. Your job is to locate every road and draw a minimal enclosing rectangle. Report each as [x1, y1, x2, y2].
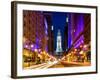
[49, 61, 91, 68]
[24, 60, 59, 69]
[24, 60, 90, 69]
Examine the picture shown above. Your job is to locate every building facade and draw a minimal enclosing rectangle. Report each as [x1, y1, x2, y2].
[23, 10, 48, 51]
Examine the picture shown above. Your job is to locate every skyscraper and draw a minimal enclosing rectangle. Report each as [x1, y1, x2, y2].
[44, 13, 54, 55]
[64, 17, 68, 52]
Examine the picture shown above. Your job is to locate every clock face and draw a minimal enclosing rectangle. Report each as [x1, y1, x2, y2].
[58, 38, 60, 42]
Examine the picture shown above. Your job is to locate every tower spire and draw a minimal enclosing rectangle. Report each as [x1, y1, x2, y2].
[56, 29, 63, 53]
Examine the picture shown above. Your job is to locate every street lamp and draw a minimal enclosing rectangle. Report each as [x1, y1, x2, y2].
[30, 44, 34, 48]
[80, 50, 84, 54]
[25, 44, 28, 48]
[34, 49, 38, 52]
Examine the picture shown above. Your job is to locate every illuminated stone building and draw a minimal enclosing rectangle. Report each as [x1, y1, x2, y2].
[65, 13, 91, 62]
[56, 29, 63, 53]
[67, 13, 91, 49]
[23, 10, 48, 51]
[84, 14, 91, 44]
[44, 13, 54, 55]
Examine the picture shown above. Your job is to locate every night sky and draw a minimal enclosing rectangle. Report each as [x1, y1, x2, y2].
[51, 12, 68, 50]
